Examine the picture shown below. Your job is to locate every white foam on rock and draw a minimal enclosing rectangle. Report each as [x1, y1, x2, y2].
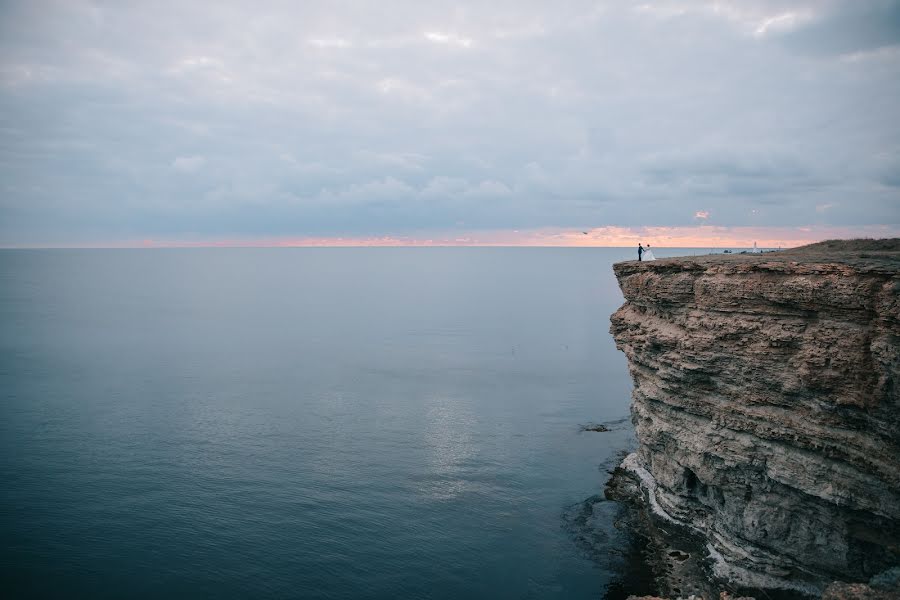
[621, 452, 680, 524]
[705, 543, 820, 596]
[618, 453, 821, 596]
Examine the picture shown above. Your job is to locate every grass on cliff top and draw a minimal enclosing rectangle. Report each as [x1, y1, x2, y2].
[788, 238, 900, 254]
[620, 238, 900, 272]
[776, 238, 900, 270]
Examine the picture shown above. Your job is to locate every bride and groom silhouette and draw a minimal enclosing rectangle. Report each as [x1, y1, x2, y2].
[638, 244, 655, 261]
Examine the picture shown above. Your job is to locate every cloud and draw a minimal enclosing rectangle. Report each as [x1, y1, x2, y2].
[28, 224, 899, 249]
[465, 180, 512, 199]
[172, 155, 206, 173]
[0, 0, 897, 245]
[423, 31, 474, 48]
[775, 1, 900, 56]
[754, 12, 806, 37]
[308, 38, 352, 49]
[316, 176, 416, 205]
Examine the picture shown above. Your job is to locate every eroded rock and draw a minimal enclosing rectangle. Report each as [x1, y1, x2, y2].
[608, 240, 900, 594]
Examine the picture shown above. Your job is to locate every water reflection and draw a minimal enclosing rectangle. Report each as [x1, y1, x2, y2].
[420, 394, 479, 500]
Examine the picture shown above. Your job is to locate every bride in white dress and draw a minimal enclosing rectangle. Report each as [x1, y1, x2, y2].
[643, 244, 657, 261]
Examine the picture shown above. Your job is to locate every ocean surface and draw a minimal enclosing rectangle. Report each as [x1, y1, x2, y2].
[0, 247, 693, 599]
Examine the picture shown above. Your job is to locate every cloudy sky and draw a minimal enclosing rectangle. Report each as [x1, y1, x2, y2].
[1, 0, 899, 246]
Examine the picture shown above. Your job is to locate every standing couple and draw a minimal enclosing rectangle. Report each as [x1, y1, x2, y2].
[638, 244, 656, 261]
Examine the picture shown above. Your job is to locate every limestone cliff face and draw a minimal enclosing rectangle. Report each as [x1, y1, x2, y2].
[609, 240, 900, 593]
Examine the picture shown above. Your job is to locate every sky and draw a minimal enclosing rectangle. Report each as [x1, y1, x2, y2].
[1, 0, 899, 247]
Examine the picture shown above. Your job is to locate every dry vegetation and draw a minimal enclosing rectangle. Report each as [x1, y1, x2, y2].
[621, 239, 900, 273]
[782, 238, 900, 255]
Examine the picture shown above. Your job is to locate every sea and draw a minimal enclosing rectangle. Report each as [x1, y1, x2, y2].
[0, 247, 701, 599]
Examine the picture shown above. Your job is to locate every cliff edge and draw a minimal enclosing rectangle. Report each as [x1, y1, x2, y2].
[609, 239, 900, 594]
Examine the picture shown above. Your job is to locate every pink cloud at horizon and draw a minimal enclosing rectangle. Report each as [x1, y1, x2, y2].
[11, 224, 898, 249]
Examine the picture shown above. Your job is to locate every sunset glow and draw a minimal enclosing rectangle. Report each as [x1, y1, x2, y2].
[10, 225, 897, 249]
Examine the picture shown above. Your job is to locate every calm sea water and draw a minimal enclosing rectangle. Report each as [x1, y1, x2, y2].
[0, 247, 685, 599]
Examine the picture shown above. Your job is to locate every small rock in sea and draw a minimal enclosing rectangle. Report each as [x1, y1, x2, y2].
[580, 423, 609, 432]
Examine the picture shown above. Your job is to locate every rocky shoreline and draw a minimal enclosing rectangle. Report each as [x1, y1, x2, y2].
[603, 463, 812, 600]
[605, 240, 900, 597]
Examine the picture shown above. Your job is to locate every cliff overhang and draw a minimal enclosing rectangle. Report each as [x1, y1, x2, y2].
[608, 239, 900, 594]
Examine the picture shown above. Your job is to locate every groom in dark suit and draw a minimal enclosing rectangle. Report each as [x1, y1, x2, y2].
[638, 243, 644, 261]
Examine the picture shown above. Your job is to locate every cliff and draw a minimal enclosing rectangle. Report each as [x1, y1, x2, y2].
[608, 239, 900, 594]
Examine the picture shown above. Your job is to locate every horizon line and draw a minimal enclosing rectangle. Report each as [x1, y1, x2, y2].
[0, 243, 785, 249]
[2, 224, 898, 249]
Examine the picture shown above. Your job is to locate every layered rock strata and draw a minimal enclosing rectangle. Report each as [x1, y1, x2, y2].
[609, 240, 900, 594]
